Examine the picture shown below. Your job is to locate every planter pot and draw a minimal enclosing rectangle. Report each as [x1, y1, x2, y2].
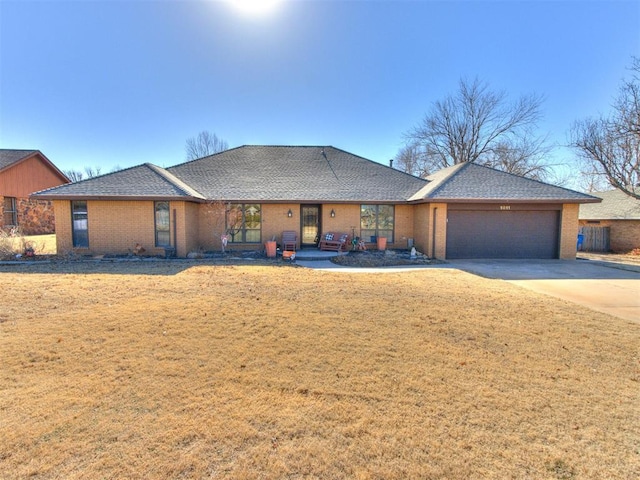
[377, 236, 387, 251]
[265, 241, 277, 258]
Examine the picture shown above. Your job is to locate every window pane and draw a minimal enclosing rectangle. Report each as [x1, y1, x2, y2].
[378, 205, 394, 229]
[155, 202, 170, 247]
[3, 197, 16, 226]
[245, 229, 261, 243]
[226, 204, 243, 242]
[360, 205, 377, 229]
[72, 201, 89, 247]
[244, 204, 260, 228]
[227, 203, 261, 243]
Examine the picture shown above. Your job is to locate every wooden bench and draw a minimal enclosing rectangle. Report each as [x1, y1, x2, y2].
[318, 232, 350, 252]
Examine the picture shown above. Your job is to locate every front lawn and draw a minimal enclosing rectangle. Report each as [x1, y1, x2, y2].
[0, 263, 638, 479]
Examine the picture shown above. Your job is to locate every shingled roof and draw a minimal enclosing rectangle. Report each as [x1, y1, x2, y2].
[33, 146, 600, 205]
[0, 149, 40, 171]
[410, 162, 600, 204]
[35, 163, 205, 200]
[579, 189, 640, 220]
[167, 146, 427, 202]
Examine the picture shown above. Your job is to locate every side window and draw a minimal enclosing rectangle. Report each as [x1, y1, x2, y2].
[71, 201, 89, 248]
[155, 201, 171, 247]
[3, 197, 17, 226]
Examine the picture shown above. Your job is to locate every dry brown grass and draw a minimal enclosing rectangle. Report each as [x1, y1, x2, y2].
[1, 262, 638, 479]
[0, 233, 56, 259]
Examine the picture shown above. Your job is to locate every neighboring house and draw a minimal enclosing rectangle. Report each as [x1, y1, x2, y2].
[0, 149, 70, 235]
[34, 145, 599, 259]
[579, 189, 640, 253]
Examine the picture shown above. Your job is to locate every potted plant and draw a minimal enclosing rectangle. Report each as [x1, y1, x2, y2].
[377, 236, 387, 251]
[265, 235, 277, 258]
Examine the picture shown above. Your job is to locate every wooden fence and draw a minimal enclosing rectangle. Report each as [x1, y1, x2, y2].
[579, 226, 610, 252]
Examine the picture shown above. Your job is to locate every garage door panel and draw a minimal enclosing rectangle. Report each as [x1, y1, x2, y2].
[446, 210, 559, 259]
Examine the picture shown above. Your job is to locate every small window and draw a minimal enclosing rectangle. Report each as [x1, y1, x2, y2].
[155, 202, 171, 247]
[360, 204, 394, 243]
[71, 201, 89, 248]
[3, 197, 17, 226]
[226, 204, 261, 243]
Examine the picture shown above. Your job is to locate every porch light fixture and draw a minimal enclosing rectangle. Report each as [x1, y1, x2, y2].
[287, 209, 293, 217]
[330, 209, 335, 218]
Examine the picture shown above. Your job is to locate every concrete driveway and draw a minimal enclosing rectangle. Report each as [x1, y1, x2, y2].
[448, 259, 640, 322]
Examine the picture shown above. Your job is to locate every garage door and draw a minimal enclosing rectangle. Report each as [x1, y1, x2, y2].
[446, 209, 560, 259]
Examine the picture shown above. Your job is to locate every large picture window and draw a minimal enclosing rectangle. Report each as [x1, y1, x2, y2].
[3, 197, 17, 226]
[71, 200, 89, 248]
[226, 204, 261, 243]
[155, 201, 171, 247]
[360, 204, 394, 243]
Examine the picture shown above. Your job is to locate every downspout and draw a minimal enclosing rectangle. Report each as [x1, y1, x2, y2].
[173, 208, 177, 256]
[431, 207, 437, 259]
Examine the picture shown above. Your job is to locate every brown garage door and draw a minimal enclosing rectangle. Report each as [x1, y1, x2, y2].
[446, 209, 560, 259]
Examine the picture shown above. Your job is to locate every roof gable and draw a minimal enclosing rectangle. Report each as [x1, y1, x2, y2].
[579, 189, 640, 220]
[0, 149, 38, 171]
[34, 163, 205, 200]
[0, 149, 69, 183]
[410, 162, 600, 203]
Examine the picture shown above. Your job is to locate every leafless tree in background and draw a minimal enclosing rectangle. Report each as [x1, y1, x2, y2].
[64, 166, 102, 182]
[570, 57, 640, 199]
[400, 77, 552, 180]
[185, 131, 229, 160]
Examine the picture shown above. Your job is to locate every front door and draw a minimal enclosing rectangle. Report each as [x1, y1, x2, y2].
[301, 205, 321, 247]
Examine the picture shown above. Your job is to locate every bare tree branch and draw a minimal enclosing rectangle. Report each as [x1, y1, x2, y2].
[570, 57, 640, 199]
[64, 166, 103, 182]
[185, 131, 229, 160]
[401, 77, 549, 179]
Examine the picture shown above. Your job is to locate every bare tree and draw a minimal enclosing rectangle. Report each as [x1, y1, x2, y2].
[481, 136, 557, 181]
[64, 166, 102, 182]
[393, 142, 429, 178]
[185, 131, 229, 160]
[401, 77, 550, 179]
[570, 58, 640, 199]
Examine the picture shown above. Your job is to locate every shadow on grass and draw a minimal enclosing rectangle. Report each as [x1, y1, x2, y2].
[0, 257, 297, 276]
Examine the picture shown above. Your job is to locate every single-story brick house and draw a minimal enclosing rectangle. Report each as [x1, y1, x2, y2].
[579, 189, 640, 253]
[34, 145, 599, 259]
[1, 149, 70, 234]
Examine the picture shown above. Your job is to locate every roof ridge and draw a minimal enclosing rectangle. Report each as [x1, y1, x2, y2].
[468, 162, 602, 200]
[408, 163, 468, 201]
[145, 163, 205, 199]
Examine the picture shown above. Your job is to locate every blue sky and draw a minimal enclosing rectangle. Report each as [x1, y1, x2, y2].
[1, 0, 638, 182]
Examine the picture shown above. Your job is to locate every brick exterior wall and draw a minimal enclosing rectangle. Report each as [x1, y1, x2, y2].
[559, 203, 580, 260]
[50, 199, 586, 259]
[411, 203, 447, 259]
[1, 196, 56, 235]
[195, 202, 416, 253]
[578, 219, 640, 253]
[53, 200, 197, 257]
[53, 200, 72, 254]
[412, 203, 430, 255]
[431, 204, 448, 260]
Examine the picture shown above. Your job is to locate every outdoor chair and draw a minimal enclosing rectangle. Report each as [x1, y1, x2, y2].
[282, 230, 297, 251]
